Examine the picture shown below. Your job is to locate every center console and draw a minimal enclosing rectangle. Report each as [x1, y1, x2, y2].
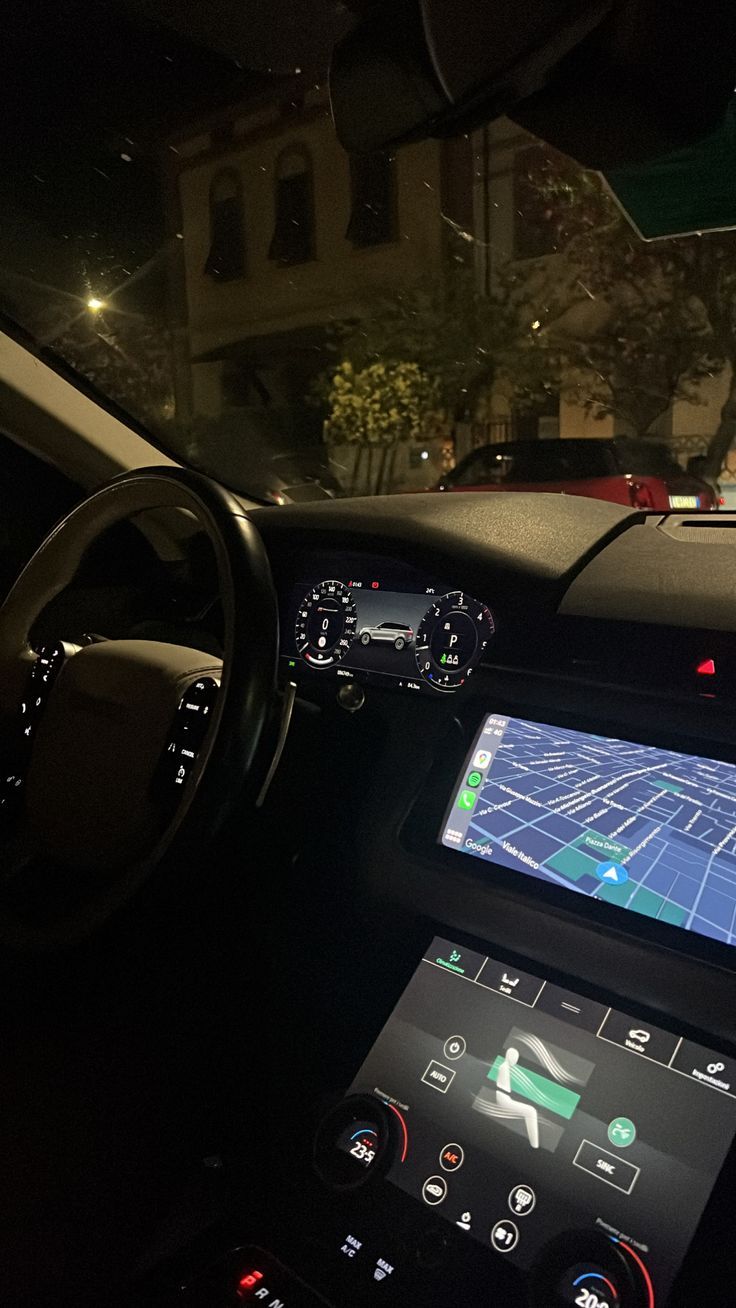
[145, 926, 736, 1308]
[140, 690, 736, 1308]
[315, 934, 736, 1306]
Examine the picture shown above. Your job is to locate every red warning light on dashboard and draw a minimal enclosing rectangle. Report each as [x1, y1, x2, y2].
[696, 658, 716, 676]
[237, 1268, 264, 1296]
[371, 581, 380, 589]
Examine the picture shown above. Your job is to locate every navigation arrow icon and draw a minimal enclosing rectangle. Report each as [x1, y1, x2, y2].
[595, 861, 629, 887]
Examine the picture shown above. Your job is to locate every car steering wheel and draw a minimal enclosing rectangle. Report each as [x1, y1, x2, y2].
[0, 466, 278, 952]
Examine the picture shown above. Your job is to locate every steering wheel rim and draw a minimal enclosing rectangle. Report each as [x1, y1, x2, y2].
[0, 466, 278, 952]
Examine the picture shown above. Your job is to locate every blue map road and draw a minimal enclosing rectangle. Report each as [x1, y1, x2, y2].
[443, 715, 736, 945]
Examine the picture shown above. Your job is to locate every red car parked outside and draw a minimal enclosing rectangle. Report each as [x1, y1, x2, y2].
[436, 438, 719, 511]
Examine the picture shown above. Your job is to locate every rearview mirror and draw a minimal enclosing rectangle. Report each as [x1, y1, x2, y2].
[330, 0, 736, 170]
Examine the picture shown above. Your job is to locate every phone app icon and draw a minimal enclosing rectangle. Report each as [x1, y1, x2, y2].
[457, 789, 476, 812]
[467, 770, 483, 788]
[474, 750, 491, 769]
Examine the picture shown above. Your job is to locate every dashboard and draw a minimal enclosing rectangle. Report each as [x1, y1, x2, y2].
[141, 493, 736, 1308]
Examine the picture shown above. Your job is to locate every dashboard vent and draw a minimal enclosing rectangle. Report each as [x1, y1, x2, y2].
[658, 513, 736, 542]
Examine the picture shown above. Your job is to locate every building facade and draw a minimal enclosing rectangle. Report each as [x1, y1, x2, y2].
[163, 83, 473, 492]
[164, 92, 735, 498]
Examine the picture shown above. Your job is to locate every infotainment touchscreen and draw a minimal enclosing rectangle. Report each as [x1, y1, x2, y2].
[441, 713, 736, 950]
[349, 936, 736, 1301]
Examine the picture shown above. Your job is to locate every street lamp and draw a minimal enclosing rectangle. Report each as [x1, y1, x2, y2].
[86, 296, 106, 313]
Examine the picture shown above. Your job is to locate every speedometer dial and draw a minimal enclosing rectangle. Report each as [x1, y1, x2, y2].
[415, 591, 495, 691]
[295, 580, 358, 668]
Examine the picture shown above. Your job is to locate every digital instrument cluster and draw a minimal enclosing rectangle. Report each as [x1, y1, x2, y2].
[281, 563, 495, 695]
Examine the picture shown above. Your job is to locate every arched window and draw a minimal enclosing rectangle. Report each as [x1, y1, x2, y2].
[269, 145, 315, 266]
[347, 152, 397, 247]
[204, 169, 246, 281]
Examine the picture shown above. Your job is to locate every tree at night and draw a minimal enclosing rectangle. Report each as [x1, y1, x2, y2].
[508, 144, 736, 467]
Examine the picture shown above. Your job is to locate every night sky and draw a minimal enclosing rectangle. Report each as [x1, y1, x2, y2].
[0, 0, 294, 317]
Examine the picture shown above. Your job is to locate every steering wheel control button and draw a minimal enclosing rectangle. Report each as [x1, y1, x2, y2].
[24, 643, 75, 732]
[177, 677, 219, 736]
[422, 1175, 448, 1206]
[491, 1220, 519, 1253]
[508, 1184, 536, 1217]
[421, 1060, 456, 1093]
[443, 1035, 466, 1060]
[439, 1143, 464, 1172]
[2, 642, 81, 828]
[573, 1141, 640, 1195]
[154, 676, 219, 801]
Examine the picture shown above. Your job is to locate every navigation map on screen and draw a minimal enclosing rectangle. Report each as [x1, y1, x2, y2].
[442, 713, 736, 948]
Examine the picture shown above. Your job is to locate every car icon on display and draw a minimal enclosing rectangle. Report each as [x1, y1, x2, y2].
[358, 621, 414, 651]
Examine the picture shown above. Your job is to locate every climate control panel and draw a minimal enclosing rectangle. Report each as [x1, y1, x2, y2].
[322, 935, 736, 1305]
[139, 934, 735, 1308]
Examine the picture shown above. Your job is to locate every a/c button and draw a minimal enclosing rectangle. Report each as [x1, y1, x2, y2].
[439, 1143, 464, 1172]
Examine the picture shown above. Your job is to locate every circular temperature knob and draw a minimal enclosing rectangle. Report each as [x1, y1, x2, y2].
[530, 1231, 655, 1308]
[313, 1094, 402, 1191]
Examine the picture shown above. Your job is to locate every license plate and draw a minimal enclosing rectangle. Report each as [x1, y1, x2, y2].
[669, 495, 700, 509]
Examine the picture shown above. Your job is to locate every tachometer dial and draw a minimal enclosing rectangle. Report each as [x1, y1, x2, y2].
[415, 591, 495, 691]
[295, 580, 358, 668]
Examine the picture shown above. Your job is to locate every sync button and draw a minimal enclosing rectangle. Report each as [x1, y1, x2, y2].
[573, 1140, 640, 1195]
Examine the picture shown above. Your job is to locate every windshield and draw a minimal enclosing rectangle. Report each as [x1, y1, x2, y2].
[2, 1, 735, 508]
